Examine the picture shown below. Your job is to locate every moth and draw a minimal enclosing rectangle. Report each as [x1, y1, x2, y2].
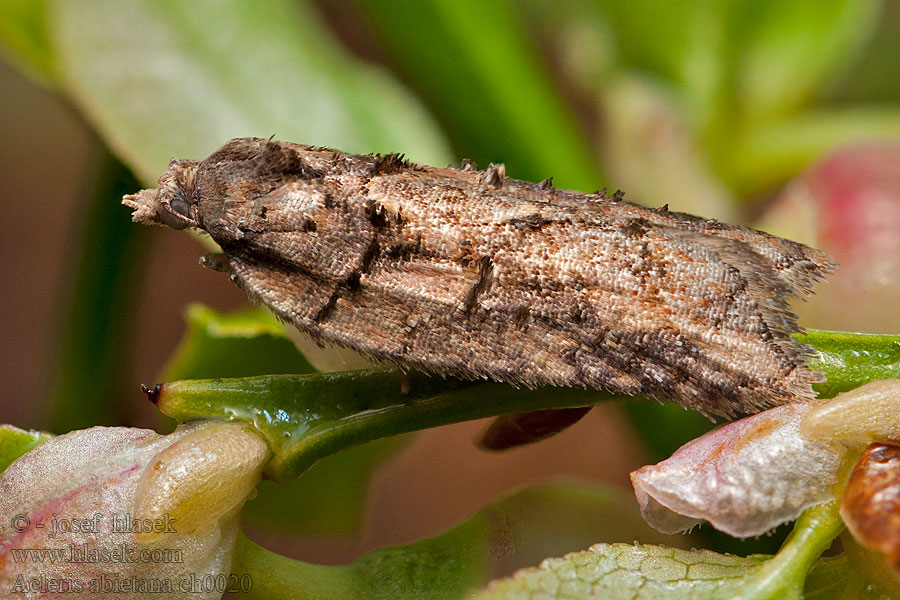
[125, 137, 834, 419]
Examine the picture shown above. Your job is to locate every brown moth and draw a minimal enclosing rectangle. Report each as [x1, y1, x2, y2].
[125, 137, 834, 418]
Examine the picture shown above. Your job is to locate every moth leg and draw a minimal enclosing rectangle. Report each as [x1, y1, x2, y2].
[398, 369, 411, 395]
[199, 252, 232, 273]
[477, 406, 593, 451]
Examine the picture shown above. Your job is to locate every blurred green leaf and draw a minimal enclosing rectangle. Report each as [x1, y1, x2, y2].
[590, 0, 890, 197]
[46, 0, 452, 184]
[623, 400, 714, 462]
[804, 555, 881, 600]
[0, 425, 52, 474]
[0, 0, 55, 86]
[593, 0, 734, 130]
[156, 371, 609, 481]
[162, 304, 315, 381]
[357, 0, 603, 191]
[245, 439, 406, 535]
[735, 0, 879, 123]
[593, 0, 880, 126]
[232, 482, 673, 600]
[46, 156, 147, 433]
[161, 304, 402, 535]
[839, 531, 900, 599]
[825, 1, 900, 103]
[732, 107, 900, 195]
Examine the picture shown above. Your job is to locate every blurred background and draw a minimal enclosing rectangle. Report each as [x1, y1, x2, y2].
[1, 0, 899, 567]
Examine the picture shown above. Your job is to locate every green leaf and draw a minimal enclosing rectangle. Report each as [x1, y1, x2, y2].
[805, 556, 887, 600]
[47, 0, 452, 184]
[801, 329, 900, 398]
[0, 0, 55, 87]
[0, 425, 52, 474]
[591, 0, 886, 195]
[477, 544, 770, 599]
[474, 549, 873, 600]
[839, 531, 900, 599]
[476, 502, 847, 600]
[161, 304, 399, 535]
[162, 303, 315, 381]
[155, 370, 611, 482]
[356, 0, 603, 191]
[231, 482, 673, 600]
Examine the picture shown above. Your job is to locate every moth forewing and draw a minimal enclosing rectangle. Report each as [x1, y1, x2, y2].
[126, 137, 834, 418]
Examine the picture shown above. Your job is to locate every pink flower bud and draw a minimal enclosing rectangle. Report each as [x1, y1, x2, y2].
[757, 142, 900, 332]
[631, 403, 846, 537]
[0, 422, 268, 599]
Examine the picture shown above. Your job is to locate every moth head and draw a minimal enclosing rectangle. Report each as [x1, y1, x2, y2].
[123, 159, 200, 230]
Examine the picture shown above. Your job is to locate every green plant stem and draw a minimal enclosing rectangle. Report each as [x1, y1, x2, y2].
[734, 501, 845, 600]
[801, 329, 900, 398]
[158, 329, 899, 482]
[158, 369, 609, 481]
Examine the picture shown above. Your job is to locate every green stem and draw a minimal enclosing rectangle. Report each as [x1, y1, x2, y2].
[801, 329, 900, 398]
[158, 329, 900, 482]
[735, 501, 845, 600]
[158, 370, 610, 481]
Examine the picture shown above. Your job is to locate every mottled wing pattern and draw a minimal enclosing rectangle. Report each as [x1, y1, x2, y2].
[179, 139, 834, 418]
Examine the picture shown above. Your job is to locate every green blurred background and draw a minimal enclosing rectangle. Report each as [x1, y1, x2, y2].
[1, 0, 899, 567]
